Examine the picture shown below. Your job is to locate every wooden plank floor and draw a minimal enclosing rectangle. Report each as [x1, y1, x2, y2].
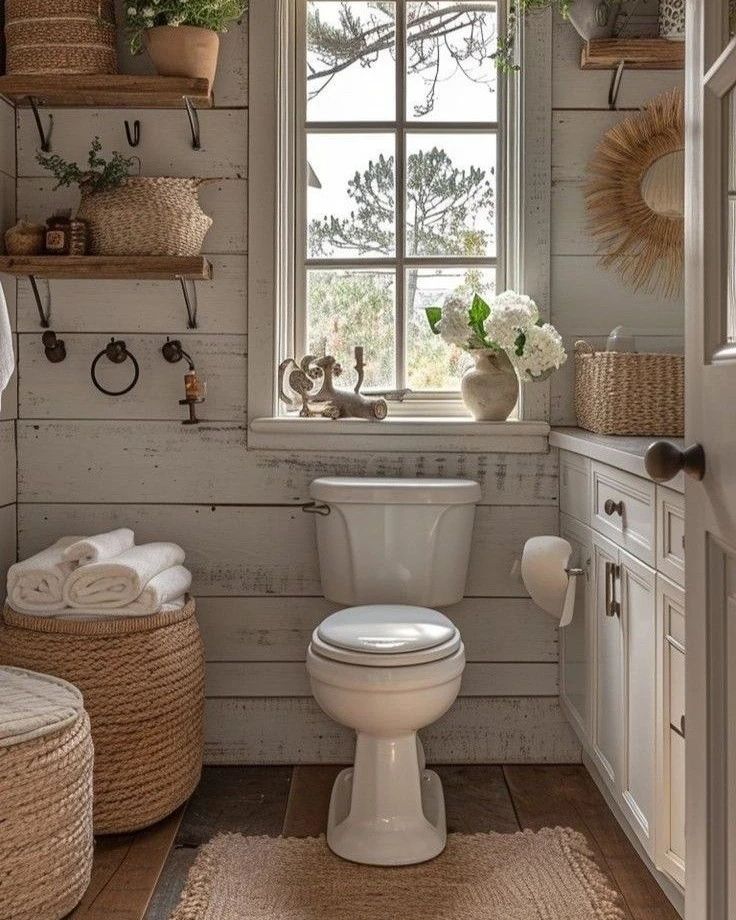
[67, 764, 679, 920]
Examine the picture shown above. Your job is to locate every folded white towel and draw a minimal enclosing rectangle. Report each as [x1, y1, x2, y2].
[62, 528, 135, 566]
[62, 542, 186, 609]
[7, 536, 83, 613]
[0, 281, 14, 413]
[60, 566, 191, 617]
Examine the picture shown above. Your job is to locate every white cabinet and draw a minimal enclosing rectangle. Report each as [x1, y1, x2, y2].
[559, 514, 593, 741]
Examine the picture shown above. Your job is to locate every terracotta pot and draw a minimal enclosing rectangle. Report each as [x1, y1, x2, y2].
[567, 0, 621, 40]
[461, 349, 519, 421]
[144, 25, 220, 85]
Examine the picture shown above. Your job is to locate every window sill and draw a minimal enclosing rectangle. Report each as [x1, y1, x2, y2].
[249, 416, 550, 453]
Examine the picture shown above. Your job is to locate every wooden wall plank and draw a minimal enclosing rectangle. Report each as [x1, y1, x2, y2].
[0, 101, 15, 178]
[17, 504, 554, 598]
[18, 334, 246, 420]
[0, 420, 16, 505]
[16, 256, 246, 335]
[195, 596, 558, 663]
[0, 504, 17, 588]
[203, 696, 581, 764]
[17, 421, 559, 505]
[18, 110, 248, 179]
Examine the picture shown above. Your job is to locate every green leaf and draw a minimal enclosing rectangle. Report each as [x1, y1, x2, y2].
[514, 331, 526, 356]
[469, 294, 490, 326]
[425, 306, 442, 335]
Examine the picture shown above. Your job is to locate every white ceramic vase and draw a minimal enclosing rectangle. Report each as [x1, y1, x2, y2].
[567, 0, 621, 40]
[461, 349, 519, 421]
[658, 0, 685, 41]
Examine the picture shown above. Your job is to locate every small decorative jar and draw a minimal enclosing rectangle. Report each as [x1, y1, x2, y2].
[69, 217, 89, 255]
[44, 210, 73, 254]
[658, 0, 685, 41]
[461, 349, 519, 421]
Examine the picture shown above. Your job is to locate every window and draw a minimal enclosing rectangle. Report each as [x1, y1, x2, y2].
[292, 1, 504, 407]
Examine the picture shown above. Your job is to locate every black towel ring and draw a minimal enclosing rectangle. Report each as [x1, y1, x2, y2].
[91, 338, 140, 396]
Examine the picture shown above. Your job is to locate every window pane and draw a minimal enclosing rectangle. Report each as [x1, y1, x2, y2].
[307, 269, 396, 389]
[406, 1, 498, 122]
[407, 266, 495, 391]
[307, 133, 396, 259]
[306, 1, 395, 121]
[406, 133, 496, 257]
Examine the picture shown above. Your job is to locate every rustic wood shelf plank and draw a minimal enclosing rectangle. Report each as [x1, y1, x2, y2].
[581, 39, 685, 71]
[0, 74, 213, 108]
[0, 255, 212, 280]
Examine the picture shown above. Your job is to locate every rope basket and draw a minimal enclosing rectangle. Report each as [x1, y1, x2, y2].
[0, 666, 93, 920]
[5, 0, 117, 75]
[0, 600, 205, 834]
[574, 341, 684, 436]
[76, 177, 214, 256]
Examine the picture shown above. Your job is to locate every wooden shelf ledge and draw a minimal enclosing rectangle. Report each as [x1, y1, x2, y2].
[0, 74, 213, 108]
[0, 255, 212, 281]
[581, 38, 685, 71]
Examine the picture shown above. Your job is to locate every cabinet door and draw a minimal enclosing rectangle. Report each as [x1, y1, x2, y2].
[591, 530, 623, 793]
[620, 548, 657, 857]
[559, 514, 593, 745]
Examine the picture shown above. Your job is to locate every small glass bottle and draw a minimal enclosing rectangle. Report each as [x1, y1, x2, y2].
[44, 210, 72, 255]
[68, 217, 88, 255]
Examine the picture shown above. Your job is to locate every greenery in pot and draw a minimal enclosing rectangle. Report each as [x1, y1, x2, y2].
[37, 137, 136, 194]
[125, 0, 248, 54]
[494, 1, 575, 72]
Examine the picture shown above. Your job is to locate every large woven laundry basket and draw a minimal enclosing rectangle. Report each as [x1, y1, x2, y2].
[5, 0, 117, 75]
[0, 666, 93, 920]
[0, 599, 204, 834]
[77, 177, 213, 256]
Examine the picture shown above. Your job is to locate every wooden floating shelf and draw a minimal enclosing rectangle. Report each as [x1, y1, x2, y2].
[0, 74, 213, 108]
[581, 38, 685, 71]
[0, 255, 212, 281]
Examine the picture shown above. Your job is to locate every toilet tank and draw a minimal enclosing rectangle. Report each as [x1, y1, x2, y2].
[309, 478, 481, 607]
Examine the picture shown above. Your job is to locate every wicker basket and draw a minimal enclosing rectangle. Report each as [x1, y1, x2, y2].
[76, 177, 214, 256]
[5, 0, 117, 75]
[0, 600, 204, 834]
[0, 666, 94, 920]
[574, 341, 684, 436]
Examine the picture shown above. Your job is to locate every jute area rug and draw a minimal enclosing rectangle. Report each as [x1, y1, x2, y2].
[169, 828, 625, 920]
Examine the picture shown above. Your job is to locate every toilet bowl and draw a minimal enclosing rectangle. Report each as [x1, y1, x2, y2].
[305, 478, 480, 866]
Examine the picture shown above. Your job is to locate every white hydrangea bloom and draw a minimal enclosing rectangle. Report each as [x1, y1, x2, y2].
[483, 290, 539, 349]
[513, 323, 567, 380]
[437, 295, 473, 349]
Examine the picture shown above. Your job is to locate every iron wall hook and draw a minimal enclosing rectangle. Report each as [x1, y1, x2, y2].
[124, 119, 141, 147]
[90, 338, 140, 396]
[27, 96, 53, 152]
[183, 97, 202, 150]
[41, 330, 66, 363]
[28, 275, 51, 327]
[162, 337, 195, 369]
[608, 59, 625, 111]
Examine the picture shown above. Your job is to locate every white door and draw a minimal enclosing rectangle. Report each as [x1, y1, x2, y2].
[645, 4, 736, 916]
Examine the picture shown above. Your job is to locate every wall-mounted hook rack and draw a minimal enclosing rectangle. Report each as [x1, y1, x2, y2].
[41, 330, 66, 363]
[183, 96, 201, 150]
[28, 275, 51, 327]
[91, 338, 140, 396]
[177, 277, 199, 328]
[26, 96, 53, 151]
[608, 59, 625, 111]
[124, 119, 141, 147]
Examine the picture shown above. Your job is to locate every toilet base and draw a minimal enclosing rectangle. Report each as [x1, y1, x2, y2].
[326, 761, 447, 866]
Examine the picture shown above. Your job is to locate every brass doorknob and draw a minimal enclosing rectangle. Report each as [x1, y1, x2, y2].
[645, 441, 705, 482]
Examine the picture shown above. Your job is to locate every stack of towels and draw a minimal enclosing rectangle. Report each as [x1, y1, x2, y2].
[6, 529, 192, 618]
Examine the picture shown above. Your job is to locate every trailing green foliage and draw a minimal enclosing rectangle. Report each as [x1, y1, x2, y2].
[125, 0, 248, 54]
[37, 137, 136, 193]
[493, 0, 575, 72]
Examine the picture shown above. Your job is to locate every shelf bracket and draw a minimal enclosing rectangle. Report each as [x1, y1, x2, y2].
[177, 277, 198, 329]
[28, 275, 51, 327]
[608, 60, 625, 111]
[183, 97, 201, 150]
[27, 96, 53, 152]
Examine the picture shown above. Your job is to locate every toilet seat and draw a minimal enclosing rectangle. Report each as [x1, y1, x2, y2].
[312, 605, 461, 667]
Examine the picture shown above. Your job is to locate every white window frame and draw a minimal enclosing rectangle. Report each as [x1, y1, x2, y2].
[248, 0, 552, 451]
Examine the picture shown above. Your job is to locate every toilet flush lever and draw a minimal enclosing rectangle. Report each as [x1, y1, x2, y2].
[301, 501, 331, 516]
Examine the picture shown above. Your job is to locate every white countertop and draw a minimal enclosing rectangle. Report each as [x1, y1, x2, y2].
[550, 427, 685, 494]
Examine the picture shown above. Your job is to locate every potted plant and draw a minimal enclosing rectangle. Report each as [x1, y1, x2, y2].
[125, 0, 248, 85]
[426, 291, 567, 421]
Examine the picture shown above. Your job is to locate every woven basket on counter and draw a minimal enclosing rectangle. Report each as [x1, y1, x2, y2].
[77, 177, 214, 256]
[0, 599, 204, 834]
[574, 340, 684, 437]
[5, 0, 117, 75]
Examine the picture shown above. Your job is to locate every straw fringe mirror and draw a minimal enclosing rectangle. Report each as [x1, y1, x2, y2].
[585, 88, 684, 297]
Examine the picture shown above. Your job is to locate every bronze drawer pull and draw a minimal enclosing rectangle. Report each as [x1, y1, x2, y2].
[604, 498, 624, 517]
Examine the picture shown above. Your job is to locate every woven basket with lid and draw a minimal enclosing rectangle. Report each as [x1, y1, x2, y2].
[0, 599, 204, 834]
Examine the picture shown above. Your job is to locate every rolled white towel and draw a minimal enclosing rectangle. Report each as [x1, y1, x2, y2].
[62, 528, 135, 566]
[63, 542, 185, 609]
[7, 536, 84, 613]
[64, 566, 192, 617]
[160, 594, 188, 612]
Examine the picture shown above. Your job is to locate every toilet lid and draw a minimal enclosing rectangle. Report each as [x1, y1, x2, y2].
[313, 605, 461, 666]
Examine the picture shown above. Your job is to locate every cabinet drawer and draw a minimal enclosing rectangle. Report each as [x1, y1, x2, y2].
[657, 487, 685, 587]
[560, 451, 591, 525]
[591, 462, 656, 565]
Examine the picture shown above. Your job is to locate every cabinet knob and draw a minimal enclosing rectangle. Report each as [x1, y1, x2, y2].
[604, 498, 624, 517]
[645, 441, 705, 483]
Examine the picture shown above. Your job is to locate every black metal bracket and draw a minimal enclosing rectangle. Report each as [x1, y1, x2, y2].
[27, 96, 53, 152]
[178, 277, 199, 328]
[28, 275, 51, 327]
[42, 330, 66, 363]
[124, 119, 141, 147]
[608, 60, 625, 111]
[183, 97, 201, 150]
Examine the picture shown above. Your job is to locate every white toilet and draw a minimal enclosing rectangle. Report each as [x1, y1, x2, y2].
[305, 477, 481, 866]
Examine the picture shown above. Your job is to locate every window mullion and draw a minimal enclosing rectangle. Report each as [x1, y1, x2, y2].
[395, 0, 407, 391]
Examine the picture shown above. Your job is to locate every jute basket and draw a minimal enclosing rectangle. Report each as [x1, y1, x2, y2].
[0, 666, 94, 920]
[5, 0, 117, 75]
[0, 600, 205, 834]
[76, 177, 213, 256]
[574, 340, 684, 436]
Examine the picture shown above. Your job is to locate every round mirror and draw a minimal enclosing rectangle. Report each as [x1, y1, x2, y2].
[640, 150, 685, 219]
